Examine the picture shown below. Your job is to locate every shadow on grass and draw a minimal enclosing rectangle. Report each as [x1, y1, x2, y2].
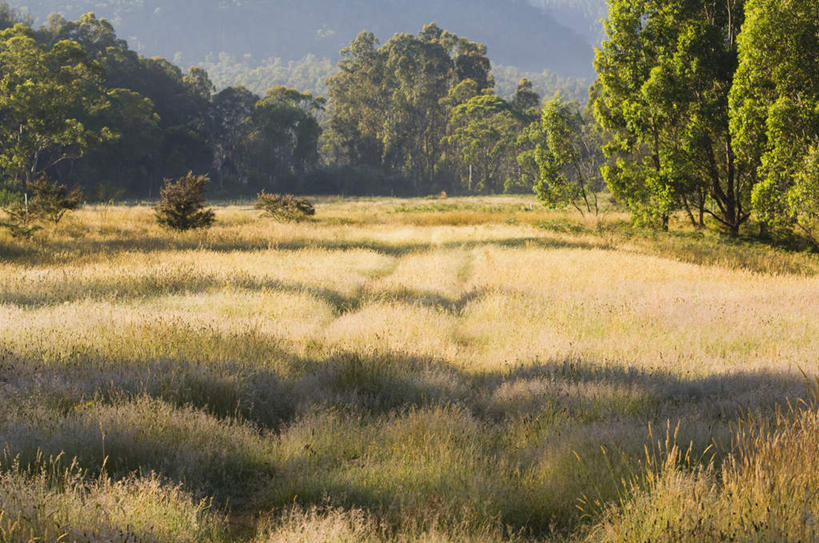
[1, 267, 495, 315]
[2, 344, 808, 434]
[0, 346, 811, 534]
[0, 231, 608, 267]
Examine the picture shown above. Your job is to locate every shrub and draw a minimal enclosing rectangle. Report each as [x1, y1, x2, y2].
[1, 194, 42, 239]
[28, 175, 83, 224]
[155, 172, 216, 231]
[255, 191, 316, 221]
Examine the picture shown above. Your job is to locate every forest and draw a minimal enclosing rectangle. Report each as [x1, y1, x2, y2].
[0, 3, 591, 201]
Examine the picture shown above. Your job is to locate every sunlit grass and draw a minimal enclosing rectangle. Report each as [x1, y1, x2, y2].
[0, 196, 816, 541]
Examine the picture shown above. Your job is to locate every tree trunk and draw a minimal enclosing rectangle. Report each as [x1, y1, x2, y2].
[681, 194, 698, 228]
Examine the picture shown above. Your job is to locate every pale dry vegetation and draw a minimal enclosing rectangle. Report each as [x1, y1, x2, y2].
[0, 196, 817, 542]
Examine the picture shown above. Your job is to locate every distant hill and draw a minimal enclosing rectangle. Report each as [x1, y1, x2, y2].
[526, 0, 607, 44]
[9, 0, 599, 79]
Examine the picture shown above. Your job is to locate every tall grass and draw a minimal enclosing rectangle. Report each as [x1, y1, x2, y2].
[588, 395, 819, 542]
[0, 456, 226, 543]
[0, 197, 816, 541]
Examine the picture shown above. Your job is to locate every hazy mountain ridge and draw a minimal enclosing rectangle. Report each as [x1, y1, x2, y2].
[9, 0, 599, 78]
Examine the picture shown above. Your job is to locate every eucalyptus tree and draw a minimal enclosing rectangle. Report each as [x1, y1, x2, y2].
[535, 96, 605, 216]
[0, 24, 112, 190]
[730, 0, 819, 246]
[445, 93, 523, 194]
[594, 0, 750, 235]
[324, 24, 493, 194]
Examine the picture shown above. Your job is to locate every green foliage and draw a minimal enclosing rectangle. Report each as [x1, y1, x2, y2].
[730, 0, 819, 248]
[593, 0, 749, 235]
[245, 87, 325, 188]
[0, 198, 43, 238]
[203, 54, 334, 98]
[154, 172, 215, 231]
[324, 24, 495, 195]
[0, 23, 113, 188]
[0, 178, 85, 238]
[445, 94, 524, 194]
[510, 79, 541, 118]
[787, 148, 819, 249]
[534, 95, 603, 216]
[28, 175, 83, 224]
[254, 191, 316, 221]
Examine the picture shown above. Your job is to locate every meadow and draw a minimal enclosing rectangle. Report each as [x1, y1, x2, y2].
[0, 196, 817, 542]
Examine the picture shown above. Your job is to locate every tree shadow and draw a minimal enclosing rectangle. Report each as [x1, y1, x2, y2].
[0, 232, 607, 267]
[1, 270, 495, 316]
[0, 344, 811, 527]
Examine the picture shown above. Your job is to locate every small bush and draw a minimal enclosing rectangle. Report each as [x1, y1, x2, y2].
[29, 175, 83, 224]
[155, 172, 216, 231]
[255, 191, 315, 221]
[1, 195, 42, 239]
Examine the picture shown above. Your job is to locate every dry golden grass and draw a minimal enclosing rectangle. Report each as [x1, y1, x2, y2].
[0, 196, 816, 541]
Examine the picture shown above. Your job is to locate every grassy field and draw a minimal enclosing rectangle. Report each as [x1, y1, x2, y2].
[1, 195, 817, 542]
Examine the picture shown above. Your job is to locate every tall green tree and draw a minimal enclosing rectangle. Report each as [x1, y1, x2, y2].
[445, 93, 523, 193]
[246, 86, 324, 191]
[0, 23, 112, 190]
[39, 13, 213, 196]
[730, 0, 819, 246]
[210, 86, 258, 190]
[534, 96, 604, 216]
[510, 79, 543, 193]
[381, 28, 454, 191]
[324, 31, 387, 170]
[324, 24, 493, 194]
[594, 0, 749, 235]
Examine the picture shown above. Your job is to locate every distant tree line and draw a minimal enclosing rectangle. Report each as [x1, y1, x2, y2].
[199, 54, 589, 108]
[319, 24, 571, 196]
[0, 7, 325, 200]
[0, 6, 577, 200]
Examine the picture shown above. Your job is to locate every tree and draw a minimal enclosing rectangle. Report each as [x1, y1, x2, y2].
[210, 86, 259, 190]
[788, 148, 819, 249]
[445, 94, 522, 194]
[594, 0, 750, 235]
[1, 194, 41, 238]
[510, 80, 543, 193]
[324, 31, 387, 170]
[534, 96, 604, 216]
[28, 175, 83, 224]
[36, 13, 193, 197]
[729, 0, 818, 245]
[0, 24, 113, 190]
[154, 172, 215, 231]
[381, 29, 454, 191]
[324, 24, 494, 195]
[246, 86, 324, 191]
[511, 78, 541, 118]
[78, 88, 161, 199]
